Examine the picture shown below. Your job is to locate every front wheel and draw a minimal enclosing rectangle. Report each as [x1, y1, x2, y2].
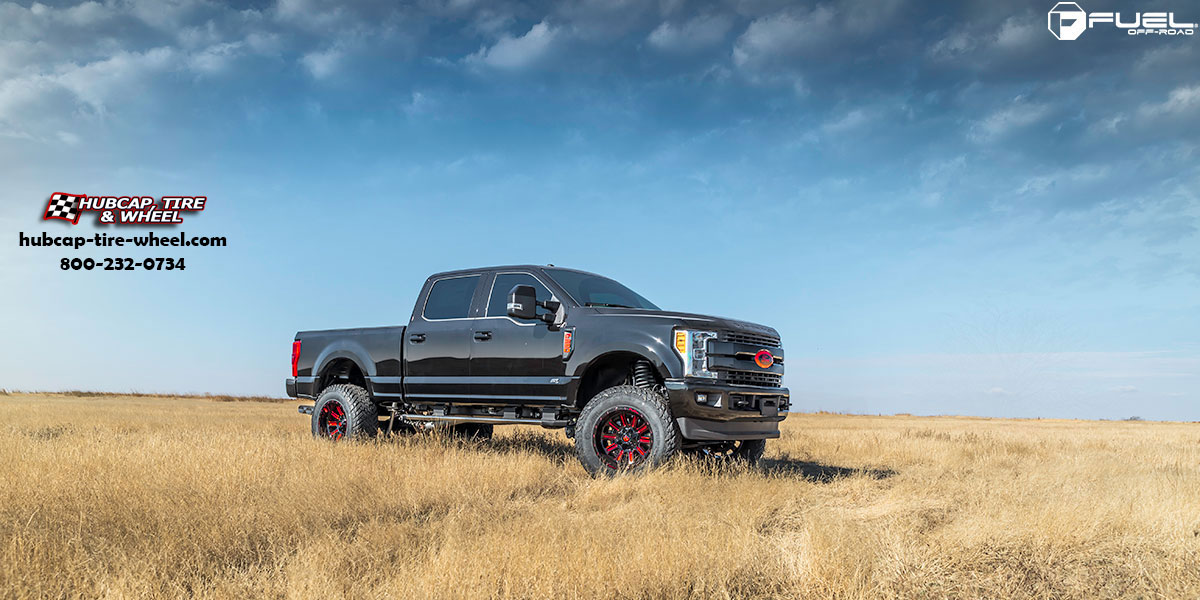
[574, 385, 679, 476]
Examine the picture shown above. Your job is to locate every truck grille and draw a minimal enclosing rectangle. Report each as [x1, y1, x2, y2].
[721, 330, 780, 348]
[721, 370, 783, 388]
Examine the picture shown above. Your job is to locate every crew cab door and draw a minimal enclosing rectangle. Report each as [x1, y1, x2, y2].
[403, 274, 483, 402]
[468, 271, 571, 405]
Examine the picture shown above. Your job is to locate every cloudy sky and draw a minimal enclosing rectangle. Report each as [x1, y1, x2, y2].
[0, 0, 1197, 419]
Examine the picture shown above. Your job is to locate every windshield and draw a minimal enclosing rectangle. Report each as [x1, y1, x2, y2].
[544, 269, 661, 310]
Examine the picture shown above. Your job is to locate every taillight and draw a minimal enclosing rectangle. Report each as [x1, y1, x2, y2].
[291, 340, 301, 378]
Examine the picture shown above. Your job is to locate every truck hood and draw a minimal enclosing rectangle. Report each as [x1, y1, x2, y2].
[587, 307, 780, 339]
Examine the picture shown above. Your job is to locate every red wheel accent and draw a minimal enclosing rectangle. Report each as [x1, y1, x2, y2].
[594, 408, 654, 469]
[318, 400, 348, 440]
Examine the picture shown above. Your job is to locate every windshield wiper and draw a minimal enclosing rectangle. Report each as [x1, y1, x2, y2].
[585, 302, 636, 309]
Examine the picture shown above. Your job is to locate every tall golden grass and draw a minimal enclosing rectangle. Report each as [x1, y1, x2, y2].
[2, 392, 1198, 599]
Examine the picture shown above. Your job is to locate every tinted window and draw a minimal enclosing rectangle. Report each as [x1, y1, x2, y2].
[423, 275, 480, 320]
[544, 269, 660, 310]
[487, 273, 552, 317]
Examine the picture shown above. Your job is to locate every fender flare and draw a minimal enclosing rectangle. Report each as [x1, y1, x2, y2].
[313, 340, 377, 383]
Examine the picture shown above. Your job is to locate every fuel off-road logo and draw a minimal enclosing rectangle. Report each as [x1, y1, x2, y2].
[43, 193, 206, 225]
[1048, 3, 1196, 40]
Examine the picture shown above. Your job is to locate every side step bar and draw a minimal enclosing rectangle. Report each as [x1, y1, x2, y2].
[301, 402, 571, 429]
[401, 413, 571, 428]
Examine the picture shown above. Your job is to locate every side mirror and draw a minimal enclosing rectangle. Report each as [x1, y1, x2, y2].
[507, 285, 537, 320]
[537, 299, 561, 324]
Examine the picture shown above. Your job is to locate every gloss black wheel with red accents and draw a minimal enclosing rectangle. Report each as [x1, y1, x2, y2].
[594, 408, 654, 469]
[575, 385, 678, 476]
[311, 383, 378, 441]
[317, 400, 347, 440]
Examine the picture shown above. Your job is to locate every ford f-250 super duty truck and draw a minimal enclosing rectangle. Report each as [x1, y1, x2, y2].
[287, 265, 789, 475]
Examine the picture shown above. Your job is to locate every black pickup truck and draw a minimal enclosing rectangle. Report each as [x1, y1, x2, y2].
[287, 265, 789, 475]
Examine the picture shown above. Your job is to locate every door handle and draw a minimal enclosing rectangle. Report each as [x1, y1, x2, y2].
[473, 331, 492, 341]
[409, 333, 426, 343]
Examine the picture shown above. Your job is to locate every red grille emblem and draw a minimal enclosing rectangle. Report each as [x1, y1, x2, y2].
[754, 350, 774, 369]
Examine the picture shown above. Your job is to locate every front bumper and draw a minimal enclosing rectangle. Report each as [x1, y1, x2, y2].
[664, 379, 789, 441]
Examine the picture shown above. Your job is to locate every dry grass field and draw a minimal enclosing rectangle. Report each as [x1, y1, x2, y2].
[2, 392, 1199, 599]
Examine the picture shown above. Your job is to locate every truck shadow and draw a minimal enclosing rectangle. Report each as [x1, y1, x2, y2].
[483, 434, 897, 482]
[485, 432, 577, 462]
[758, 457, 896, 483]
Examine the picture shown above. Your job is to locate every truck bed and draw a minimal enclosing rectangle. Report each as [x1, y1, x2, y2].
[292, 325, 406, 399]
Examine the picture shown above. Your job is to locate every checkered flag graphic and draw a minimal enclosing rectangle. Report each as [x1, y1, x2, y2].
[44, 193, 85, 224]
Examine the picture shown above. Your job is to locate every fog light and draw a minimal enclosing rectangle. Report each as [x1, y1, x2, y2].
[695, 393, 708, 405]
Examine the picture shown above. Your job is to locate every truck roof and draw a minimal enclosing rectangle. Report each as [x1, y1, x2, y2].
[427, 264, 600, 279]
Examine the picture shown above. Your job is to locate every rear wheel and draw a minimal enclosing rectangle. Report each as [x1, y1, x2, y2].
[312, 384, 377, 440]
[575, 385, 678, 476]
[686, 439, 766, 465]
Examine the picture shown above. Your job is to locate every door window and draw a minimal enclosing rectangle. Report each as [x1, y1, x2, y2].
[423, 275, 480, 320]
[486, 273, 552, 318]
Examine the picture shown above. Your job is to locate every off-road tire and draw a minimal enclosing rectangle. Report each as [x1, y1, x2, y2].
[312, 384, 378, 440]
[575, 385, 679, 476]
[686, 439, 766, 465]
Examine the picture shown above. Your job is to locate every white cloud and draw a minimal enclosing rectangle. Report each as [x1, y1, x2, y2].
[301, 47, 343, 80]
[733, 6, 835, 69]
[1134, 42, 1198, 74]
[56, 1, 111, 26]
[466, 20, 559, 70]
[1014, 163, 1111, 196]
[647, 14, 732, 54]
[1137, 85, 1200, 120]
[187, 42, 245, 74]
[1088, 114, 1126, 136]
[244, 32, 282, 55]
[0, 72, 58, 122]
[1113, 385, 1138, 393]
[126, 0, 209, 31]
[914, 155, 968, 207]
[467, 9, 516, 36]
[927, 30, 973, 61]
[0, 47, 178, 123]
[273, 0, 346, 30]
[969, 101, 1051, 142]
[993, 17, 1038, 51]
[401, 91, 435, 118]
[821, 108, 874, 135]
[0, 1, 114, 39]
[732, 0, 902, 70]
[55, 130, 81, 146]
[56, 47, 178, 113]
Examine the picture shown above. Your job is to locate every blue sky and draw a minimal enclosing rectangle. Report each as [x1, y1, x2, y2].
[0, 0, 1197, 419]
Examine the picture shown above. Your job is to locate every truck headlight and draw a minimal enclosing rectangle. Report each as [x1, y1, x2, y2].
[674, 329, 718, 379]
